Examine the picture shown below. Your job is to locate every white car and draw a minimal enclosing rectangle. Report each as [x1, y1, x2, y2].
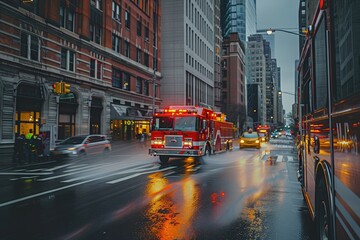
[51, 134, 111, 159]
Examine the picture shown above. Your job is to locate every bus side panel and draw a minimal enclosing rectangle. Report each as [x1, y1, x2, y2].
[303, 116, 317, 214]
[332, 108, 360, 239]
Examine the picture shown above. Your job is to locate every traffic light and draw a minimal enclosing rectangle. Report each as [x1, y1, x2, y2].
[62, 82, 71, 94]
[52, 82, 62, 94]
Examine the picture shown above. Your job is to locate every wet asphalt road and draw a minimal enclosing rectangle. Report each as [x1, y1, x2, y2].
[0, 137, 315, 240]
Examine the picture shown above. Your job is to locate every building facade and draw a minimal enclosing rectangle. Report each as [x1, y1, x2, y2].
[220, 0, 257, 42]
[213, 0, 222, 111]
[221, 33, 246, 129]
[0, 0, 161, 164]
[246, 34, 267, 124]
[160, 0, 215, 107]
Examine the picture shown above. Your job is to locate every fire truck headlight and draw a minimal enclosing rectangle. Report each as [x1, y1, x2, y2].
[255, 140, 260, 143]
[151, 137, 164, 145]
[183, 138, 193, 148]
[240, 139, 245, 143]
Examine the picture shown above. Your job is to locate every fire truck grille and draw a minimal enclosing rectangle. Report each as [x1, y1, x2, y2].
[164, 135, 183, 148]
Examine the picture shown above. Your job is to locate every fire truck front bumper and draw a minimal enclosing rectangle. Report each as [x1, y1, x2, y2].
[149, 148, 202, 157]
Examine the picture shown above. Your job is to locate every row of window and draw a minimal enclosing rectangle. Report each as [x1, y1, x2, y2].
[112, 68, 150, 95]
[111, 34, 150, 67]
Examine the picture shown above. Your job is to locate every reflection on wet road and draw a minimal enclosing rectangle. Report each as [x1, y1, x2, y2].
[0, 139, 314, 239]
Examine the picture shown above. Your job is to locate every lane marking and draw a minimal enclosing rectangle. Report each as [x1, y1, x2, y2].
[63, 164, 101, 173]
[47, 164, 73, 171]
[106, 166, 177, 184]
[61, 164, 157, 183]
[0, 163, 159, 208]
[0, 172, 52, 176]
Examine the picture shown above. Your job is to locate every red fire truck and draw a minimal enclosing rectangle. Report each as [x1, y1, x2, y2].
[256, 125, 271, 142]
[149, 106, 234, 163]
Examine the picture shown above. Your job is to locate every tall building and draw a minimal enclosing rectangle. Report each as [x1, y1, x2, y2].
[0, 0, 161, 163]
[221, 0, 257, 42]
[298, 0, 307, 54]
[263, 40, 274, 124]
[271, 59, 283, 126]
[246, 34, 267, 124]
[161, 0, 214, 107]
[214, 0, 222, 111]
[246, 84, 260, 127]
[221, 33, 246, 128]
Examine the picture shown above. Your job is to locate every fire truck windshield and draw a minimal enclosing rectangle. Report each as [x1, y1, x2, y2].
[153, 116, 198, 131]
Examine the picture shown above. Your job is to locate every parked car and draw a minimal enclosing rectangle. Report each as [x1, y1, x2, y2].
[51, 134, 111, 160]
[239, 131, 261, 149]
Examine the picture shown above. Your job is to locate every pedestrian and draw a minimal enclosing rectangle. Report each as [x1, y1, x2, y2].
[35, 134, 43, 161]
[25, 129, 34, 163]
[29, 134, 39, 162]
[13, 133, 25, 165]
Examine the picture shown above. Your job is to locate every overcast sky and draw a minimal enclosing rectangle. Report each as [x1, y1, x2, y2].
[256, 0, 299, 114]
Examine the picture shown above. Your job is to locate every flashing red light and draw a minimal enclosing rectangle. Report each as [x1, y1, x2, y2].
[319, 0, 327, 9]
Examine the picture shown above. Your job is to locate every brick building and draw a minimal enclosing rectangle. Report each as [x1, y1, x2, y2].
[0, 0, 161, 164]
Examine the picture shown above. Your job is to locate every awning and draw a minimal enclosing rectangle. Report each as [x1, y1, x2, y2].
[110, 104, 128, 119]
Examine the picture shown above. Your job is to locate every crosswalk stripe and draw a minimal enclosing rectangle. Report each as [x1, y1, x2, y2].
[288, 156, 294, 162]
[276, 155, 283, 162]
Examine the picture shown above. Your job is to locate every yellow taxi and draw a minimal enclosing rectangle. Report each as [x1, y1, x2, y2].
[239, 130, 261, 149]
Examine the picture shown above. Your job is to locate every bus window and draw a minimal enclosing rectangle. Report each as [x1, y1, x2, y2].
[313, 16, 328, 109]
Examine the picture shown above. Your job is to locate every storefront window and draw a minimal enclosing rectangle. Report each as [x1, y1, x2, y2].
[15, 111, 40, 135]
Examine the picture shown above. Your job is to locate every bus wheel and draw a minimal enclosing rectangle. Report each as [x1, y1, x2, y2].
[159, 156, 169, 163]
[316, 180, 333, 240]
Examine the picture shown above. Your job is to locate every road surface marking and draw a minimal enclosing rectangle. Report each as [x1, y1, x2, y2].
[61, 164, 158, 183]
[46, 164, 73, 171]
[0, 172, 52, 176]
[106, 166, 177, 184]
[288, 156, 294, 162]
[276, 155, 283, 162]
[0, 164, 158, 208]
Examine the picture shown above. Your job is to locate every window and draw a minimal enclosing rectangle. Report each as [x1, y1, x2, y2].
[314, 17, 327, 109]
[136, 77, 142, 94]
[144, 26, 149, 41]
[125, 10, 130, 29]
[112, 68, 122, 88]
[137, 19, 142, 36]
[91, 0, 102, 10]
[124, 41, 130, 57]
[144, 52, 149, 67]
[60, 5, 75, 31]
[136, 48, 142, 63]
[123, 72, 130, 90]
[90, 8, 102, 44]
[90, 59, 102, 79]
[112, 34, 121, 53]
[61, 48, 75, 71]
[21, 32, 39, 61]
[112, 1, 121, 21]
[144, 80, 149, 96]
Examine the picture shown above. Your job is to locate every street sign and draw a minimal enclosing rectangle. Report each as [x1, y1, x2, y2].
[59, 93, 75, 99]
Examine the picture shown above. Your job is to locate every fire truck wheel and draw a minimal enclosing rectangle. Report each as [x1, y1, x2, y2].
[159, 156, 169, 163]
[205, 145, 211, 156]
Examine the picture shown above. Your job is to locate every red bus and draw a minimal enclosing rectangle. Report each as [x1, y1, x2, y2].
[297, 1, 360, 239]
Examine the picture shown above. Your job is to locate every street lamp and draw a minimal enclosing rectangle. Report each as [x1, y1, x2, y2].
[264, 28, 307, 37]
[278, 91, 295, 96]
